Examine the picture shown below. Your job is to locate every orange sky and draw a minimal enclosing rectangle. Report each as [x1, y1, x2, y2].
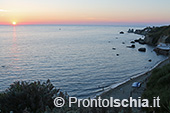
[0, 0, 170, 25]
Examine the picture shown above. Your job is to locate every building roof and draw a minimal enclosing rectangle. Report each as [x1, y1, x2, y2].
[156, 43, 170, 50]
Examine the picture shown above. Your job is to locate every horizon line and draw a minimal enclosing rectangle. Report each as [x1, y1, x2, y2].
[0, 23, 169, 27]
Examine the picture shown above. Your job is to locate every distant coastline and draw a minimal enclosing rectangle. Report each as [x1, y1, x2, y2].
[96, 25, 170, 97]
[97, 25, 170, 112]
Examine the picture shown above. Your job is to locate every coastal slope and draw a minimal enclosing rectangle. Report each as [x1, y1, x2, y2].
[134, 25, 170, 45]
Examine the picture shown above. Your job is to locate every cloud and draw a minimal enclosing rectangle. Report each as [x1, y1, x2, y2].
[0, 9, 8, 12]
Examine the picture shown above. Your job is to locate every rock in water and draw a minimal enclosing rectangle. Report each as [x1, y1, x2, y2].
[139, 39, 146, 44]
[112, 48, 116, 50]
[148, 59, 152, 62]
[138, 48, 146, 52]
[120, 31, 124, 34]
[131, 45, 135, 48]
[131, 41, 135, 43]
[134, 39, 139, 42]
[127, 45, 135, 48]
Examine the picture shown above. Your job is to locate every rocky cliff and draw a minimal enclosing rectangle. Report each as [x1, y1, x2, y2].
[134, 25, 170, 46]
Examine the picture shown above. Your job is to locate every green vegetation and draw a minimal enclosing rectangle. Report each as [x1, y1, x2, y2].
[142, 64, 170, 113]
[147, 25, 170, 45]
[0, 80, 132, 113]
[0, 80, 69, 113]
[135, 25, 170, 45]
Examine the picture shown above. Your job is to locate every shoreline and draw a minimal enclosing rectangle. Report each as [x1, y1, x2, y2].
[95, 57, 169, 99]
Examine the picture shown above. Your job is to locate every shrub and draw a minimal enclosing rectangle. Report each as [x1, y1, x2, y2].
[0, 80, 133, 113]
[0, 80, 61, 113]
[142, 64, 170, 113]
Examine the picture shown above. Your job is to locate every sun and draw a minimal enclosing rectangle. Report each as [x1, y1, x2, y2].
[12, 22, 16, 25]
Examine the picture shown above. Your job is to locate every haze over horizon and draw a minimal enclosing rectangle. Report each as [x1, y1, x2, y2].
[0, 0, 170, 25]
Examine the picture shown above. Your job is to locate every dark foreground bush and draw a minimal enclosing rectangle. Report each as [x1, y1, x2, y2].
[142, 64, 170, 113]
[0, 80, 132, 113]
[0, 80, 65, 113]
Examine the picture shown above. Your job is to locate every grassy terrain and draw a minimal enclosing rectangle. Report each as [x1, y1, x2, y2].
[142, 63, 170, 113]
[147, 25, 170, 45]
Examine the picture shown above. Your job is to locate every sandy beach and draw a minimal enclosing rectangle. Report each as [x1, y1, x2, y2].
[100, 57, 170, 112]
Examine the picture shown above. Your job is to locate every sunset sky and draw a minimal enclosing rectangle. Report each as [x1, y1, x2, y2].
[0, 0, 170, 25]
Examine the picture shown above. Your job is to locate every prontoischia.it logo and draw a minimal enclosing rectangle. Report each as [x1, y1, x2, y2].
[54, 96, 160, 108]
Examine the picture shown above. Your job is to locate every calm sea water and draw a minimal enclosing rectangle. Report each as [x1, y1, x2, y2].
[0, 25, 167, 98]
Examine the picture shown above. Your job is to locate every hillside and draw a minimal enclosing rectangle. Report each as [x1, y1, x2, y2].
[142, 63, 170, 113]
[147, 25, 170, 45]
[134, 25, 170, 45]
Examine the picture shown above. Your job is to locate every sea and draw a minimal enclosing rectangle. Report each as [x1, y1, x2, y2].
[0, 25, 167, 98]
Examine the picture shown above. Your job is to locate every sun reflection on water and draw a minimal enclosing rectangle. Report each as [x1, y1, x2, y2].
[11, 26, 21, 70]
